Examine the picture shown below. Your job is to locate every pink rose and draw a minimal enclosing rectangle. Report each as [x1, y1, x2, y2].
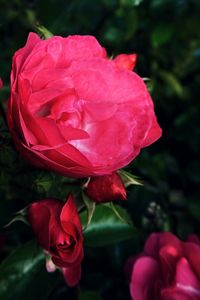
[28, 194, 83, 286]
[7, 32, 161, 177]
[126, 232, 200, 300]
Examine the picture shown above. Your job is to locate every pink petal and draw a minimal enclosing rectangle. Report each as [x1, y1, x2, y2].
[187, 235, 200, 246]
[11, 32, 41, 86]
[70, 114, 137, 167]
[141, 110, 162, 148]
[13, 138, 94, 177]
[161, 288, 195, 300]
[47, 143, 92, 167]
[47, 38, 63, 62]
[28, 88, 68, 115]
[144, 232, 183, 258]
[59, 35, 107, 66]
[31, 69, 71, 92]
[58, 124, 89, 141]
[175, 257, 200, 296]
[159, 245, 182, 284]
[69, 58, 146, 104]
[84, 101, 118, 122]
[130, 256, 160, 300]
[49, 90, 77, 120]
[184, 242, 200, 281]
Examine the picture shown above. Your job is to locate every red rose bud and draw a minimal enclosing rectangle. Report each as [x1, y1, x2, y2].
[0, 78, 3, 89]
[126, 232, 200, 300]
[28, 194, 83, 287]
[114, 53, 137, 71]
[7, 33, 161, 178]
[85, 172, 126, 203]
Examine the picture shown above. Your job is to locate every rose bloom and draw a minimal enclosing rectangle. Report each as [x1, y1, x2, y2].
[126, 232, 200, 300]
[28, 194, 83, 286]
[7, 33, 161, 177]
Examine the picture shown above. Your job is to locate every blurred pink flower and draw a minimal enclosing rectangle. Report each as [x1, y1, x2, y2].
[126, 232, 200, 300]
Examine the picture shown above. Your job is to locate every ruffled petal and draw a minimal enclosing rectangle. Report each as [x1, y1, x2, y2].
[130, 256, 160, 300]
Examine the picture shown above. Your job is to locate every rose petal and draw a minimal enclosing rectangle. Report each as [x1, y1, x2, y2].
[14, 138, 94, 177]
[159, 245, 182, 285]
[60, 35, 107, 65]
[184, 242, 200, 281]
[60, 194, 82, 233]
[84, 101, 118, 122]
[62, 264, 81, 287]
[175, 257, 200, 296]
[70, 59, 146, 104]
[130, 256, 160, 300]
[11, 32, 41, 85]
[28, 202, 51, 250]
[187, 235, 200, 246]
[144, 232, 183, 258]
[161, 288, 195, 300]
[114, 53, 137, 71]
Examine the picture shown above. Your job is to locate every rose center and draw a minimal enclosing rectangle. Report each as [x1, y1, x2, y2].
[58, 236, 76, 251]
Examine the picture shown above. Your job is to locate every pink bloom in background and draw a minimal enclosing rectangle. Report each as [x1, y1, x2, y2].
[7, 32, 161, 178]
[28, 194, 83, 286]
[85, 172, 126, 203]
[126, 232, 200, 300]
[0, 78, 3, 89]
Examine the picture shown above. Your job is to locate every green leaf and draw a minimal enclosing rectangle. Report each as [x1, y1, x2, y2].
[82, 192, 96, 228]
[0, 240, 58, 300]
[159, 71, 184, 97]
[118, 170, 143, 187]
[35, 24, 54, 39]
[79, 291, 102, 300]
[80, 204, 135, 247]
[34, 175, 52, 193]
[4, 214, 28, 227]
[4, 207, 29, 228]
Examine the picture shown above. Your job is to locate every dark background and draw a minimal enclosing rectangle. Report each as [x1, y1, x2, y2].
[0, 0, 200, 299]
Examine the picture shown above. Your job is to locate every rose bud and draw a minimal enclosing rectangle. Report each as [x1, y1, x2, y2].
[113, 53, 137, 71]
[0, 78, 3, 89]
[28, 194, 83, 287]
[126, 232, 200, 300]
[7, 33, 161, 178]
[85, 172, 126, 203]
